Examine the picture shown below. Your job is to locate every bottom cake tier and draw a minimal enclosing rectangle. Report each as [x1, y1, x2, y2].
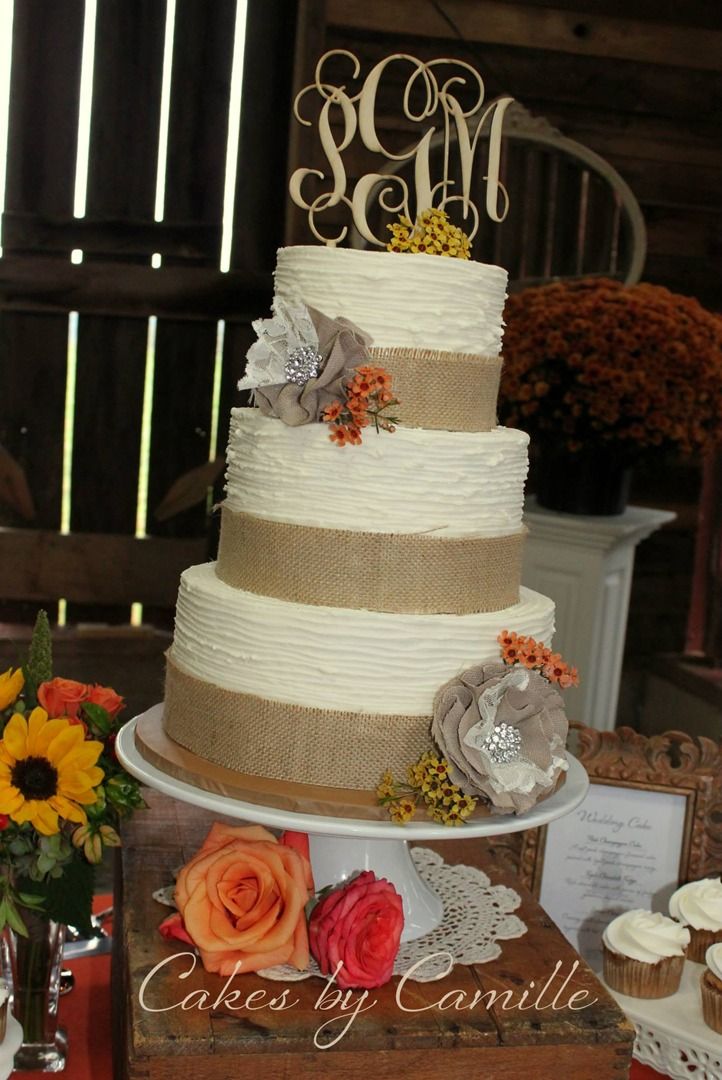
[163, 562, 556, 798]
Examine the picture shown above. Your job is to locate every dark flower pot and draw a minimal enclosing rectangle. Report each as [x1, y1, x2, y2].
[534, 444, 633, 516]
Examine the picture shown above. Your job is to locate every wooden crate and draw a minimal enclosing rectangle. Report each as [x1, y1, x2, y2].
[113, 790, 634, 1080]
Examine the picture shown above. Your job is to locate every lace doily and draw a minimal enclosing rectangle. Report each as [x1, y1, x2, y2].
[257, 846, 527, 983]
[238, 294, 319, 392]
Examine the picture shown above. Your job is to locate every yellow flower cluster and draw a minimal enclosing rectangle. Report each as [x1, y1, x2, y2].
[387, 209, 472, 259]
[376, 752, 478, 826]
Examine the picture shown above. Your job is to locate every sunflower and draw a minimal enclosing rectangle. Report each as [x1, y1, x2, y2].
[0, 708, 104, 836]
[0, 667, 24, 711]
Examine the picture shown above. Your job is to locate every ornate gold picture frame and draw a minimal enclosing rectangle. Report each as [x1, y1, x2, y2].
[519, 724, 722, 897]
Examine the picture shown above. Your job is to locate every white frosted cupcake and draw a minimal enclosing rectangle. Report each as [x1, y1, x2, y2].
[669, 878, 722, 963]
[603, 909, 689, 998]
[701, 943, 722, 1034]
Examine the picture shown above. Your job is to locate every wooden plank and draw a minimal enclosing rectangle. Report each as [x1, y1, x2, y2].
[71, 315, 148, 535]
[0, 256, 270, 319]
[85, 0, 165, 225]
[0, 311, 68, 530]
[285, 0, 329, 246]
[4, 0, 84, 226]
[1, 214, 221, 261]
[326, 0, 722, 71]
[146, 319, 218, 539]
[162, 0, 236, 262]
[326, 27, 722, 128]
[229, 0, 299, 272]
[489, 0, 722, 26]
[0, 528, 206, 605]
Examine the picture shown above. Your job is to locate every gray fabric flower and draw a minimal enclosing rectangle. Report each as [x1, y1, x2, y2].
[254, 306, 371, 426]
[431, 662, 568, 815]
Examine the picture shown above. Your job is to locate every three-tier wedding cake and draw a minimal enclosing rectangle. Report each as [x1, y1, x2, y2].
[159, 241, 559, 817]
[143, 51, 572, 821]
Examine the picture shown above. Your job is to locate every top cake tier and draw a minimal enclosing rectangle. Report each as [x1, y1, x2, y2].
[274, 246, 508, 357]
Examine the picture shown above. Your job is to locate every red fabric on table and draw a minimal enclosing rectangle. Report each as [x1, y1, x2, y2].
[14, 894, 113, 1080]
[9, 896, 672, 1080]
[631, 1066, 671, 1080]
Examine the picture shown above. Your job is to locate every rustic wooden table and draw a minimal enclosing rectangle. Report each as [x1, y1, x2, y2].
[113, 789, 634, 1080]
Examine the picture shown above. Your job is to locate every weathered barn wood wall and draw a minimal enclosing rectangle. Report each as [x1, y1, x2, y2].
[0, 0, 295, 627]
[289, 0, 722, 308]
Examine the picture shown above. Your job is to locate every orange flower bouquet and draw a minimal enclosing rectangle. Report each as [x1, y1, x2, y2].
[0, 611, 144, 1069]
[500, 278, 722, 456]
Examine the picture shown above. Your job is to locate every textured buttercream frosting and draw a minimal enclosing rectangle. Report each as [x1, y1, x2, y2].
[669, 878, 722, 931]
[274, 246, 508, 355]
[603, 910, 690, 964]
[170, 563, 555, 715]
[225, 408, 529, 538]
[707, 944, 722, 980]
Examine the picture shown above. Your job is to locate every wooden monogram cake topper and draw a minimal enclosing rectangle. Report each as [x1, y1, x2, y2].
[290, 51, 514, 247]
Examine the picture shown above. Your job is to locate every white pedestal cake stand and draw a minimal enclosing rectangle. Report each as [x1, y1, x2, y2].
[116, 709, 589, 942]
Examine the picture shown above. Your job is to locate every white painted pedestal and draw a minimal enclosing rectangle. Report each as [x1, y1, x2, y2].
[522, 500, 675, 731]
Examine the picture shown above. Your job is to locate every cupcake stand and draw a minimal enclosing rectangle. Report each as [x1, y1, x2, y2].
[603, 965, 722, 1080]
[118, 704, 589, 950]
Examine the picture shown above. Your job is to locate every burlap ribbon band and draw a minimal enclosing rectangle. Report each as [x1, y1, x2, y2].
[217, 509, 526, 615]
[368, 346, 501, 432]
[164, 655, 432, 790]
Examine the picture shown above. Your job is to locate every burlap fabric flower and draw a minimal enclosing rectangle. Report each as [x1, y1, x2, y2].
[431, 662, 568, 815]
[253, 305, 372, 427]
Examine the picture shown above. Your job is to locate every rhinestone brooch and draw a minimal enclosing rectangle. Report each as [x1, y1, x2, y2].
[285, 345, 323, 386]
[481, 722, 522, 764]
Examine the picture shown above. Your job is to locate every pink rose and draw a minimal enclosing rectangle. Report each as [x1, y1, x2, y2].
[158, 823, 314, 975]
[37, 677, 90, 719]
[309, 870, 404, 989]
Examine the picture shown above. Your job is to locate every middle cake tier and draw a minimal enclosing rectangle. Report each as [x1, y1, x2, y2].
[170, 563, 556, 716]
[218, 407, 530, 615]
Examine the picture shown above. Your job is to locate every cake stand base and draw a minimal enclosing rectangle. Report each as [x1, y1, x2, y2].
[117, 708, 589, 942]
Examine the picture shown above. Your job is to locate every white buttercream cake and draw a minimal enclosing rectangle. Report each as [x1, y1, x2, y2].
[160, 244, 558, 814]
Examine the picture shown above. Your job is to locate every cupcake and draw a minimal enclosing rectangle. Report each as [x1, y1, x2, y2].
[701, 943, 722, 1034]
[603, 909, 689, 998]
[669, 878, 722, 962]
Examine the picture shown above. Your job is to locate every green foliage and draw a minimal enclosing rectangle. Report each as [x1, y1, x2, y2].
[23, 610, 53, 708]
[19, 858, 95, 936]
[81, 702, 112, 737]
[106, 773, 147, 818]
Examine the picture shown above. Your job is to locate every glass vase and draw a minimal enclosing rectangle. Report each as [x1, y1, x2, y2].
[2, 913, 67, 1072]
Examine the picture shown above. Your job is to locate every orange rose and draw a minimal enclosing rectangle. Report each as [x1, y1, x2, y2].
[159, 823, 314, 975]
[86, 684, 124, 718]
[37, 677, 90, 719]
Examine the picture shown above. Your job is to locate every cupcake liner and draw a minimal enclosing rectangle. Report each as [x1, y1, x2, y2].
[603, 944, 685, 998]
[701, 970, 722, 1034]
[687, 928, 722, 964]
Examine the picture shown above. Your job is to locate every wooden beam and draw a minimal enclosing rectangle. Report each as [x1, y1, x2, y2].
[0, 529, 206, 606]
[2, 213, 221, 261]
[0, 255, 270, 319]
[326, 0, 722, 72]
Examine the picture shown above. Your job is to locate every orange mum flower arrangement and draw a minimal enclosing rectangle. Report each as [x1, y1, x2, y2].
[499, 279, 722, 457]
[323, 364, 400, 447]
